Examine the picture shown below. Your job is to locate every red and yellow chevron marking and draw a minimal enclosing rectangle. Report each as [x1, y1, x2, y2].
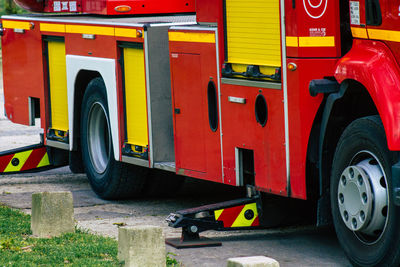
[0, 147, 50, 173]
[214, 203, 259, 228]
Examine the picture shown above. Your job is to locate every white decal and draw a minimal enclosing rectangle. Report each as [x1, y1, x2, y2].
[69, 1, 77, 12]
[53, 1, 61, 11]
[303, 0, 328, 19]
[398, 5, 400, 16]
[61, 1, 69, 10]
[309, 27, 327, 37]
[350, 1, 360, 25]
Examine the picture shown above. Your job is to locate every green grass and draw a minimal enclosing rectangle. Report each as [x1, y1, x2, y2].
[0, 205, 120, 266]
[0, 205, 181, 266]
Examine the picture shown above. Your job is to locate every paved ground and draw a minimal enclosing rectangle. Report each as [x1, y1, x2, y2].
[0, 73, 351, 266]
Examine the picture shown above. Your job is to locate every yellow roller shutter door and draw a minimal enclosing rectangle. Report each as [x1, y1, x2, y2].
[48, 40, 68, 132]
[123, 46, 149, 148]
[226, 0, 281, 75]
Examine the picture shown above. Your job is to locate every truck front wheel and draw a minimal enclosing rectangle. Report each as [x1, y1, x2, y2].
[331, 116, 400, 266]
[81, 77, 148, 199]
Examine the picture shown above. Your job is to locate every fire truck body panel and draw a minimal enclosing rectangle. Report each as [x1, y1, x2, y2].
[14, 0, 195, 15]
[4, 1, 400, 264]
[169, 28, 223, 183]
[285, 0, 343, 58]
[335, 38, 400, 151]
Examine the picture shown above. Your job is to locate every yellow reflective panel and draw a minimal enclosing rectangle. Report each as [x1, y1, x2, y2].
[4, 150, 33, 172]
[2, 20, 30, 30]
[124, 46, 149, 147]
[226, 0, 281, 67]
[231, 203, 258, 227]
[48, 40, 68, 132]
[168, 32, 215, 43]
[37, 153, 50, 168]
[40, 23, 66, 33]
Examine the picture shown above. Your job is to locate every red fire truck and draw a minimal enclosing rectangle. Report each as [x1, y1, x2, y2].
[1, 0, 400, 265]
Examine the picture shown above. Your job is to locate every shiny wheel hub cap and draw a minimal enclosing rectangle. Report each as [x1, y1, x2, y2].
[87, 102, 111, 174]
[338, 155, 388, 239]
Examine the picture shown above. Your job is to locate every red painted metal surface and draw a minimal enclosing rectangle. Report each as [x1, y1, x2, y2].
[220, 83, 287, 195]
[195, 0, 224, 68]
[1, 21, 47, 129]
[169, 30, 222, 183]
[65, 32, 117, 59]
[285, 0, 342, 58]
[364, 1, 400, 67]
[335, 39, 400, 151]
[287, 58, 338, 199]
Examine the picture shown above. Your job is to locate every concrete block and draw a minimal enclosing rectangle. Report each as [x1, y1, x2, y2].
[118, 225, 166, 267]
[227, 256, 280, 267]
[31, 191, 74, 238]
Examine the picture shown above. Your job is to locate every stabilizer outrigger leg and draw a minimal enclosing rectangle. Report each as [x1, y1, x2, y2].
[0, 142, 58, 174]
[165, 187, 262, 248]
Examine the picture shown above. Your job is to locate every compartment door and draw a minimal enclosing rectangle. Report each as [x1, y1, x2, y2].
[171, 53, 207, 173]
[46, 37, 69, 142]
[122, 43, 149, 158]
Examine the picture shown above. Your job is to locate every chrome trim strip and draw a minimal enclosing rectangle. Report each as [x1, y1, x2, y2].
[215, 27, 225, 184]
[280, 0, 291, 194]
[235, 147, 242, 186]
[121, 155, 149, 168]
[1, 15, 196, 28]
[144, 29, 154, 168]
[169, 26, 216, 31]
[46, 139, 69, 150]
[221, 78, 281, 89]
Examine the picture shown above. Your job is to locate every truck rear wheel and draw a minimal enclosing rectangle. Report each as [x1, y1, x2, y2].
[81, 77, 148, 199]
[331, 116, 400, 266]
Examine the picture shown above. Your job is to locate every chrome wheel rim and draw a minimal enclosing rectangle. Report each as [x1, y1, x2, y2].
[338, 151, 389, 244]
[87, 102, 111, 174]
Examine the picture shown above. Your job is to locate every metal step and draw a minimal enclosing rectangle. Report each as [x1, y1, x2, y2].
[154, 162, 176, 172]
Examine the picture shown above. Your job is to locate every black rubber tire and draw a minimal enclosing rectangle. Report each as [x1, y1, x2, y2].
[331, 115, 400, 266]
[81, 77, 148, 200]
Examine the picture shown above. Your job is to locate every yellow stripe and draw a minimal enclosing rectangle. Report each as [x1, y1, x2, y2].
[286, 36, 299, 47]
[231, 203, 258, 228]
[4, 150, 33, 172]
[168, 32, 215, 43]
[2, 20, 30, 30]
[351, 27, 368, 39]
[37, 153, 50, 168]
[40, 23, 66, 33]
[298, 36, 335, 47]
[66, 25, 114, 36]
[368, 29, 400, 43]
[115, 28, 140, 38]
[214, 209, 223, 220]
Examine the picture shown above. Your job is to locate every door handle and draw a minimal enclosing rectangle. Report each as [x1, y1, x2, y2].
[174, 108, 181, 114]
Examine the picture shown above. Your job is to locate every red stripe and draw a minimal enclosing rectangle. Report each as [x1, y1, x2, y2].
[0, 154, 14, 172]
[216, 205, 245, 228]
[20, 147, 47, 171]
[251, 216, 260, 227]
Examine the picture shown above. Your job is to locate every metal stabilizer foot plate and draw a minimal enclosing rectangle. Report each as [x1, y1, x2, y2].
[165, 237, 222, 249]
